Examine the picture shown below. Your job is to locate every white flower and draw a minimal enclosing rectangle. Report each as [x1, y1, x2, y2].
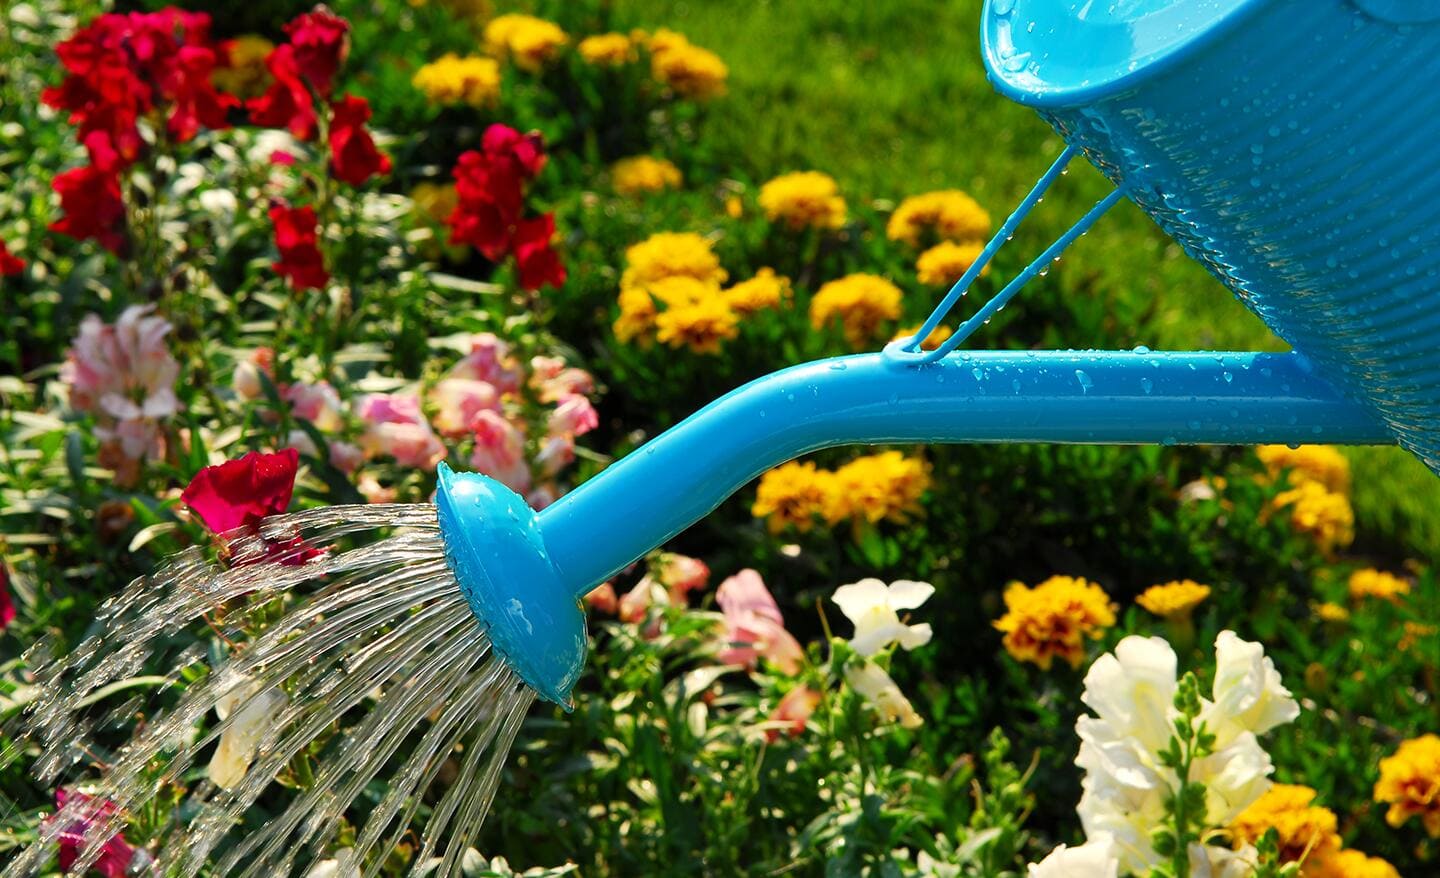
[915, 850, 960, 877]
[1027, 832, 1119, 878]
[845, 660, 923, 728]
[209, 681, 287, 790]
[831, 578, 934, 657]
[1194, 731, 1274, 824]
[1080, 635, 1177, 754]
[1190, 843, 1258, 878]
[304, 848, 360, 878]
[1202, 630, 1299, 747]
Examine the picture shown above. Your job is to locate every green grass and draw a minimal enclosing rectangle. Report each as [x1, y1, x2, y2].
[615, 0, 1440, 561]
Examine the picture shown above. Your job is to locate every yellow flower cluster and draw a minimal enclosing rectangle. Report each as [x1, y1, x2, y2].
[758, 171, 847, 231]
[1230, 784, 1341, 872]
[647, 28, 728, 100]
[916, 240, 986, 287]
[1135, 579, 1211, 618]
[993, 575, 1117, 670]
[1257, 444, 1351, 494]
[810, 273, 903, 347]
[614, 233, 788, 353]
[212, 35, 275, 99]
[1375, 734, 1440, 837]
[1271, 480, 1354, 554]
[611, 155, 683, 196]
[578, 32, 636, 67]
[483, 14, 568, 72]
[1313, 601, 1351, 623]
[751, 452, 931, 533]
[1314, 851, 1401, 878]
[411, 182, 459, 224]
[411, 54, 502, 107]
[887, 189, 991, 247]
[1347, 567, 1410, 603]
[723, 268, 791, 316]
[892, 323, 953, 351]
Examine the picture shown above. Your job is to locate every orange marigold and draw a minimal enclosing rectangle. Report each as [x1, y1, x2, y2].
[826, 451, 931, 525]
[1230, 784, 1342, 871]
[752, 461, 833, 533]
[1135, 580, 1211, 618]
[1256, 444, 1351, 494]
[1374, 734, 1440, 837]
[809, 273, 903, 347]
[1271, 481, 1354, 554]
[1348, 568, 1410, 604]
[993, 575, 1117, 670]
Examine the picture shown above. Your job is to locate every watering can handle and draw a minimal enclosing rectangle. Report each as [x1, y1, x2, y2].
[1349, 0, 1440, 23]
[886, 146, 1129, 366]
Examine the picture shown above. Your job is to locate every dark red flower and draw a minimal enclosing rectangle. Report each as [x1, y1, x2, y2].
[49, 789, 143, 878]
[181, 448, 300, 533]
[481, 123, 546, 179]
[284, 8, 349, 97]
[246, 45, 317, 140]
[446, 150, 522, 260]
[328, 94, 390, 186]
[0, 241, 24, 278]
[50, 165, 127, 254]
[513, 213, 566, 290]
[0, 563, 14, 631]
[167, 44, 237, 142]
[268, 204, 328, 290]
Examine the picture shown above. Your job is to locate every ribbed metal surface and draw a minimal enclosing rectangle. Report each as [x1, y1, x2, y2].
[1036, 0, 1440, 472]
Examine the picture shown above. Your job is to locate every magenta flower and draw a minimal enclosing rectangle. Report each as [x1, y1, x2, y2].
[47, 789, 147, 878]
[1, 563, 15, 631]
[716, 569, 804, 674]
[450, 333, 521, 395]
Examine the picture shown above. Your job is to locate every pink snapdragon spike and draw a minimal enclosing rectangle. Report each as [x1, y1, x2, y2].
[62, 304, 181, 427]
[548, 395, 599, 437]
[535, 434, 575, 477]
[451, 333, 522, 395]
[282, 380, 344, 431]
[716, 569, 804, 674]
[357, 392, 446, 470]
[655, 552, 710, 604]
[584, 581, 618, 615]
[48, 789, 146, 878]
[766, 685, 822, 742]
[0, 564, 15, 631]
[530, 355, 595, 403]
[429, 377, 501, 437]
[469, 409, 530, 493]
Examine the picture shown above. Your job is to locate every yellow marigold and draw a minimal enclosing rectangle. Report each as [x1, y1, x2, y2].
[411, 181, 459, 224]
[611, 155, 683, 196]
[810, 273, 903, 347]
[758, 171, 847, 231]
[578, 32, 636, 67]
[892, 324, 954, 351]
[647, 30, 728, 100]
[213, 35, 274, 99]
[1348, 568, 1410, 604]
[916, 240, 987, 287]
[620, 231, 728, 290]
[993, 575, 1117, 670]
[723, 268, 791, 316]
[826, 451, 931, 525]
[752, 461, 833, 533]
[614, 276, 721, 347]
[1313, 850, 1401, 878]
[887, 189, 991, 247]
[411, 54, 502, 107]
[1375, 734, 1440, 837]
[1400, 621, 1436, 652]
[655, 296, 739, 354]
[1257, 444, 1351, 494]
[1230, 784, 1342, 870]
[1271, 481, 1354, 554]
[484, 14, 567, 72]
[614, 286, 658, 344]
[1313, 601, 1351, 623]
[1135, 580, 1211, 618]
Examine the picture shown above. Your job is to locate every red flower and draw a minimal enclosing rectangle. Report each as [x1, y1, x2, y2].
[0, 563, 15, 631]
[50, 165, 127, 254]
[0, 241, 24, 278]
[181, 448, 300, 533]
[284, 8, 349, 97]
[445, 125, 549, 261]
[246, 45, 317, 140]
[481, 123, 546, 179]
[269, 204, 328, 290]
[167, 44, 237, 142]
[328, 94, 390, 186]
[48, 789, 143, 878]
[513, 213, 566, 290]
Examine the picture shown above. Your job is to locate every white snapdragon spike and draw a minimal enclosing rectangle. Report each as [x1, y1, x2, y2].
[1190, 843, 1259, 878]
[208, 680, 288, 790]
[1193, 730, 1274, 825]
[1027, 832, 1119, 878]
[1203, 630, 1300, 748]
[304, 848, 361, 878]
[845, 660, 923, 728]
[1080, 635, 1178, 754]
[831, 578, 935, 657]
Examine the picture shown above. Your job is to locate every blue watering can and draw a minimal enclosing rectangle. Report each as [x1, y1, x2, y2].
[436, 0, 1440, 707]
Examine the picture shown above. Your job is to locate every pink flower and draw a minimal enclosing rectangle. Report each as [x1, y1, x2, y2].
[716, 569, 804, 674]
[429, 377, 500, 437]
[282, 380, 343, 431]
[656, 552, 710, 604]
[1, 563, 15, 631]
[48, 789, 146, 878]
[469, 410, 530, 493]
[356, 472, 397, 504]
[529, 355, 595, 404]
[584, 582, 618, 615]
[327, 440, 363, 473]
[232, 347, 273, 401]
[62, 305, 181, 469]
[766, 685, 822, 742]
[449, 333, 521, 395]
[357, 393, 446, 470]
[548, 395, 599, 438]
[535, 433, 574, 477]
[618, 576, 663, 624]
[526, 484, 559, 510]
